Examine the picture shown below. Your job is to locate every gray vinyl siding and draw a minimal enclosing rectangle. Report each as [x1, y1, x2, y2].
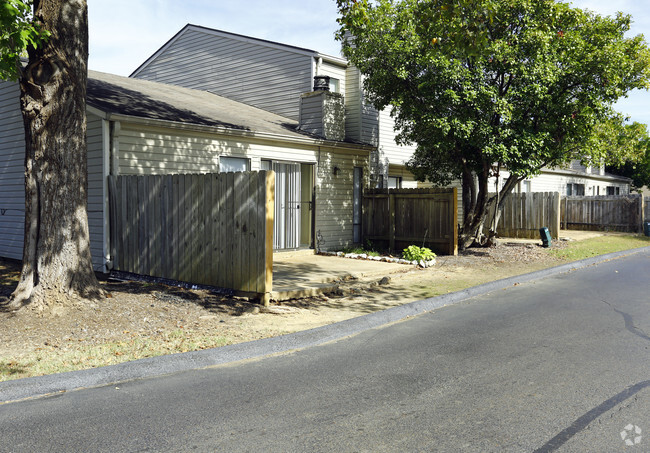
[299, 93, 325, 136]
[0, 81, 25, 261]
[378, 109, 417, 165]
[345, 66, 361, 141]
[86, 113, 106, 272]
[133, 27, 313, 121]
[359, 74, 379, 146]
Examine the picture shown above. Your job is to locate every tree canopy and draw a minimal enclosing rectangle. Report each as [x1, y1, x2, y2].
[336, 0, 650, 248]
[0, 0, 49, 80]
[605, 121, 650, 190]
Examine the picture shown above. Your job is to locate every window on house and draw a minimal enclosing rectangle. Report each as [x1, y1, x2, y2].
[387, 176, 402, 189]
[606, 186, 620, 195]
[329, 78, 340, 93]
[220, 156, 249, 172]
[567, 183, 585, 196]
[522, 180, 532, 193]
[260, 159, 272, 171]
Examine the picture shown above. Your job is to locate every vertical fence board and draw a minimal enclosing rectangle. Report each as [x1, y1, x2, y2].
[217, 174, 227, 288]
[232, 173, 243, 291]
[265, 170, 275, 300]
[254, 172, 265, 294]
[209, 174, 219, 286]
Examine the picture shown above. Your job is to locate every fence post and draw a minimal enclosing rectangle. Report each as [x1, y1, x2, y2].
[552, 192, 561, 239]
[263, 170, 275, 306]
[639, 194, 645, 234]
[388, 191, 396, 252]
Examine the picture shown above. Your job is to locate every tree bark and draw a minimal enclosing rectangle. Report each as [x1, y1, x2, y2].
[459, 165, 524, 250]
[9, 0, 102, 311]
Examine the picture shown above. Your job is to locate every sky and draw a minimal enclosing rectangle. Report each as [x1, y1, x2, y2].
[87, 0, 650, 126]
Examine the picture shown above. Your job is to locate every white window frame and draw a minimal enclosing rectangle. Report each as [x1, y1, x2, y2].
[220, 156, 249, 173]
[387, 176, 402, 189]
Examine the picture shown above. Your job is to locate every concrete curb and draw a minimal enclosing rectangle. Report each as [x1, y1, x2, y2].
[2, 246, 649, 404]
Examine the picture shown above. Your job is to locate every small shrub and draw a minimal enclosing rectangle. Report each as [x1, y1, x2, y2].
[402, 245, 436, 262]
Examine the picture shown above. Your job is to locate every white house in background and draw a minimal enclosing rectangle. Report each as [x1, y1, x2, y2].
[496, 160, 630, 197]
[0, 70, 372, 272]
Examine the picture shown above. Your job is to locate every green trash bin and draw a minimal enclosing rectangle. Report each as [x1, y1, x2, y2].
[644, 222, 650, 237]
[539, 227, 552, 247]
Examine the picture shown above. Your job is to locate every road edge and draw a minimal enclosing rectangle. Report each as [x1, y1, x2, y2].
[2, 246, 649, 404]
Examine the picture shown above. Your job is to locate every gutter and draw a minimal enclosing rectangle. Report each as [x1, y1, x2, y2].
[90, 109, 375, 153]
[541, 167, 632, 184]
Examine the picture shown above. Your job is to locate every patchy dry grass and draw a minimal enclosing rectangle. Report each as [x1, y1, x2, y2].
[548, 233, 650, 261]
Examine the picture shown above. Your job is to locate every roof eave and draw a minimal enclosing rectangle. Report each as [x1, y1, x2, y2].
[94, 110, 374, 151]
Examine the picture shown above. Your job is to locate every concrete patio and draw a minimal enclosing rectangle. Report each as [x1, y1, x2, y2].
[271, 251, 411, 301]
[270, 230, 608, 301]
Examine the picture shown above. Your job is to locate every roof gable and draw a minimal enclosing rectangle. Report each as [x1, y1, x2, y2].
[131, 24, 321, 78]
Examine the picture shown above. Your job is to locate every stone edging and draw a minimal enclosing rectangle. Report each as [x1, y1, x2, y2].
[317, 251, 437, 268]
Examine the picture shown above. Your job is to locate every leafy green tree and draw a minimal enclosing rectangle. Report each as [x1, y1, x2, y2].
[337, 0, 650, 249]
[1, 0, 102, 311]
[604, 121, 650, 191]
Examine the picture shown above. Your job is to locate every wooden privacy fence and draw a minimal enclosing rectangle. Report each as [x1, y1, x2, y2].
[491, 192, 561, 239]
[646, 197, 650, 223]
[561, 195, 644, 233]
[362, 188, 458, 255]
[109, 172, 274, 304]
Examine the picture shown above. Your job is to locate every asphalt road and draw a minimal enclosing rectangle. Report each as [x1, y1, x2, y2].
[1, 249, 649, 452]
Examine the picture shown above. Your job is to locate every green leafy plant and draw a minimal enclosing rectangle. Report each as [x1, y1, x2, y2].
[402, 245, 436, 262]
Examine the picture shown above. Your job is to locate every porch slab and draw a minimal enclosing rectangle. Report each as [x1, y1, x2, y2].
[271, 253, 411, 301]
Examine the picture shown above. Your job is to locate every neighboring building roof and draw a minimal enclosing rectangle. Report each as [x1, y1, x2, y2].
[87, 70, 359, 145]
[542, 166, 632, 184]
[130, 24, 346, 78]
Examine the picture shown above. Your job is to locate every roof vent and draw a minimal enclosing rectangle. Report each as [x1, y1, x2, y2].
[313, 75, 330, 91]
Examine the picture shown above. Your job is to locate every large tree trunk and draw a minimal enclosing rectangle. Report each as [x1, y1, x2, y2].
[9, 0, 102, 311]
[459, 170, 524, 251]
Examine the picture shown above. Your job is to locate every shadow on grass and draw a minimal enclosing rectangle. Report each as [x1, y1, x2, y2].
[0, 257, 258, 316]
[0, 360, 30, 377]
[101, 278, 258, 317]
[0, 258, 20, 310]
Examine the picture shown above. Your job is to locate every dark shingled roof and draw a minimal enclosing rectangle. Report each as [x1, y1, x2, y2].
[86, 70, 313, 140]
